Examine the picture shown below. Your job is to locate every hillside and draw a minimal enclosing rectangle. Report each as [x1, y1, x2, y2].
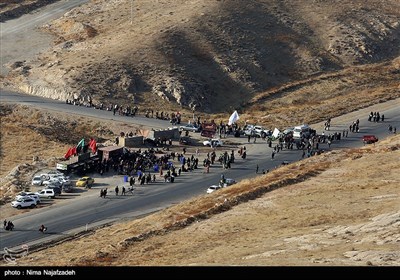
[2, 0, 400, 117]
[8, 134, 400, 266]
[0, 0, 399, 267]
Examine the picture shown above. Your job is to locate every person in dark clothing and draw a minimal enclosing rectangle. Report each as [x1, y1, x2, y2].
[6, 221, 14, 231]
[39, 224, 47, 233]
[122, 186, 126, 196]
[115, 186, 119, 196]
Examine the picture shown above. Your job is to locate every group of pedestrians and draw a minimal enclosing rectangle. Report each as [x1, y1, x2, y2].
[3, 220, 14, 231]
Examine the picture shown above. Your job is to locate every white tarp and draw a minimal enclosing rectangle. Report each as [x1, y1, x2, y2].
[272, 127, 280, 138]
[228, 110, 240, 125]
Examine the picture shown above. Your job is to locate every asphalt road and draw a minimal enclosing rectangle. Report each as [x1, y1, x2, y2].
[1, 89, 399, 253]
[0, 0, 89, 76]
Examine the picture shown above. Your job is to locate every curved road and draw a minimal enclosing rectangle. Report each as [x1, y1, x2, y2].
[1, 89, 399, 253]
[0, 0, 89, 76]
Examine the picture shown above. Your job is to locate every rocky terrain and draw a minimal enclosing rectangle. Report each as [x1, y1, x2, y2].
[1, 0, 399, 266]
[2, 0, 400, 116]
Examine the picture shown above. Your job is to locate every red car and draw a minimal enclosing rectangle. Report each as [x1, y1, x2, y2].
[362, 135, 378, 144]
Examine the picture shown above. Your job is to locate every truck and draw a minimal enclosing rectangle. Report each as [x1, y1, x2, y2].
[200, 122, 217, 138]
[56, 152, 100, 176]
[244, 125, 271, 138]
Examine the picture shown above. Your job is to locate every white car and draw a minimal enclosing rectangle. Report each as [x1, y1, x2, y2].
[39, 170, 64, 180]
[31, 175, 43, 186]
[244, 125, 271, 138]
[203, 139, 223, 147]
[179, 124, 201, 132]
[42, 178, 63, 187]
[36, 189, 56, 199]
[15, 192, 41, 204]
[11, 197, 37, 209]
[206, 185, 221, 194]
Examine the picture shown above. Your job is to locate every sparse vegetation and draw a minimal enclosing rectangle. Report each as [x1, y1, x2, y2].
[0, 0, 399, 267]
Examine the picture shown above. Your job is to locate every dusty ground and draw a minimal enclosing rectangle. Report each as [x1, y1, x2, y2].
[2, 0, 400, 117]
[1, 0, 399, 266]
[7, 134, 400, 266]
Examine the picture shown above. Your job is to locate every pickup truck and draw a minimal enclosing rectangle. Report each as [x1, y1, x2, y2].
[244, 125, 271, 138]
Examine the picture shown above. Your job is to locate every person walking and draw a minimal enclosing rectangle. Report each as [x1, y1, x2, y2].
[122, 186, 126, 196]
[256, 164, 259, 174]
[115, 186, 119, 196]
[3, 219, 7, 229]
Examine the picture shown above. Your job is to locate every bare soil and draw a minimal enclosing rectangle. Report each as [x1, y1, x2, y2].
[8, 134, 400, 266]
[1, 0, 399, 266]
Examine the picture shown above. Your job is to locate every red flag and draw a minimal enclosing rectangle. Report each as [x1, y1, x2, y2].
[64, 148, 73, 159]
[89, 138, 97, 153]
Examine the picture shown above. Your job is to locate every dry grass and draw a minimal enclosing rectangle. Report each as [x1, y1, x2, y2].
[1, 0, 400, 266]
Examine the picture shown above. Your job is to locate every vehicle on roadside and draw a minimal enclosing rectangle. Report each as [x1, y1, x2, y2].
[11, 197, 37, 209]
[243, 125, 271, 138]
[46, 185, 62, 196]
[31, 176, 43, 186]
[206, 185, 221, 194]
[36, 188, 56, 199]
[15, 192, 41, 204]
[280, 127, 294, 137]
[362, 135, 378, 144]
[62, 181, 73, 193]
[203, 138, 223, 147]
[293, 124, 312, 139]
[42, 178, 63, 188]
[76, 176, 95, 188]
[179, 124, 201, 133]
[39, 170, 64, 180]
[221, 178, 236, 187]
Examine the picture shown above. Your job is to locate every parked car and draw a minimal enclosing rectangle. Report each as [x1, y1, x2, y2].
[36, 188, 56, 199]
[62, 181, 73, 193]
[15, 192, 41, 204]
[11, 197, 37, 209]
[39, 170, 63, 180]
[42, 178, 63, 187]
[179, 124, 201, 133]
[253, 126, 272, 138]
[31, 175, 43, 186]
[362, 135, 378, 144]
[206, 185, 221, 194]
[221, 178, 236, 187]
[76, 176, 95, 188]
[46, 185, 62, 196]
[203, 138, 223, 147]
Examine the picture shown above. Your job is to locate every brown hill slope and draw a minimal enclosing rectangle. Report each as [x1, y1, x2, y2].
[9, 134, 400, 266]
[3, 0, 400, 114]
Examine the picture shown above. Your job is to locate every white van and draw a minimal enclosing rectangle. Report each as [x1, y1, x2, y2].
[293, 124, 311, 139]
